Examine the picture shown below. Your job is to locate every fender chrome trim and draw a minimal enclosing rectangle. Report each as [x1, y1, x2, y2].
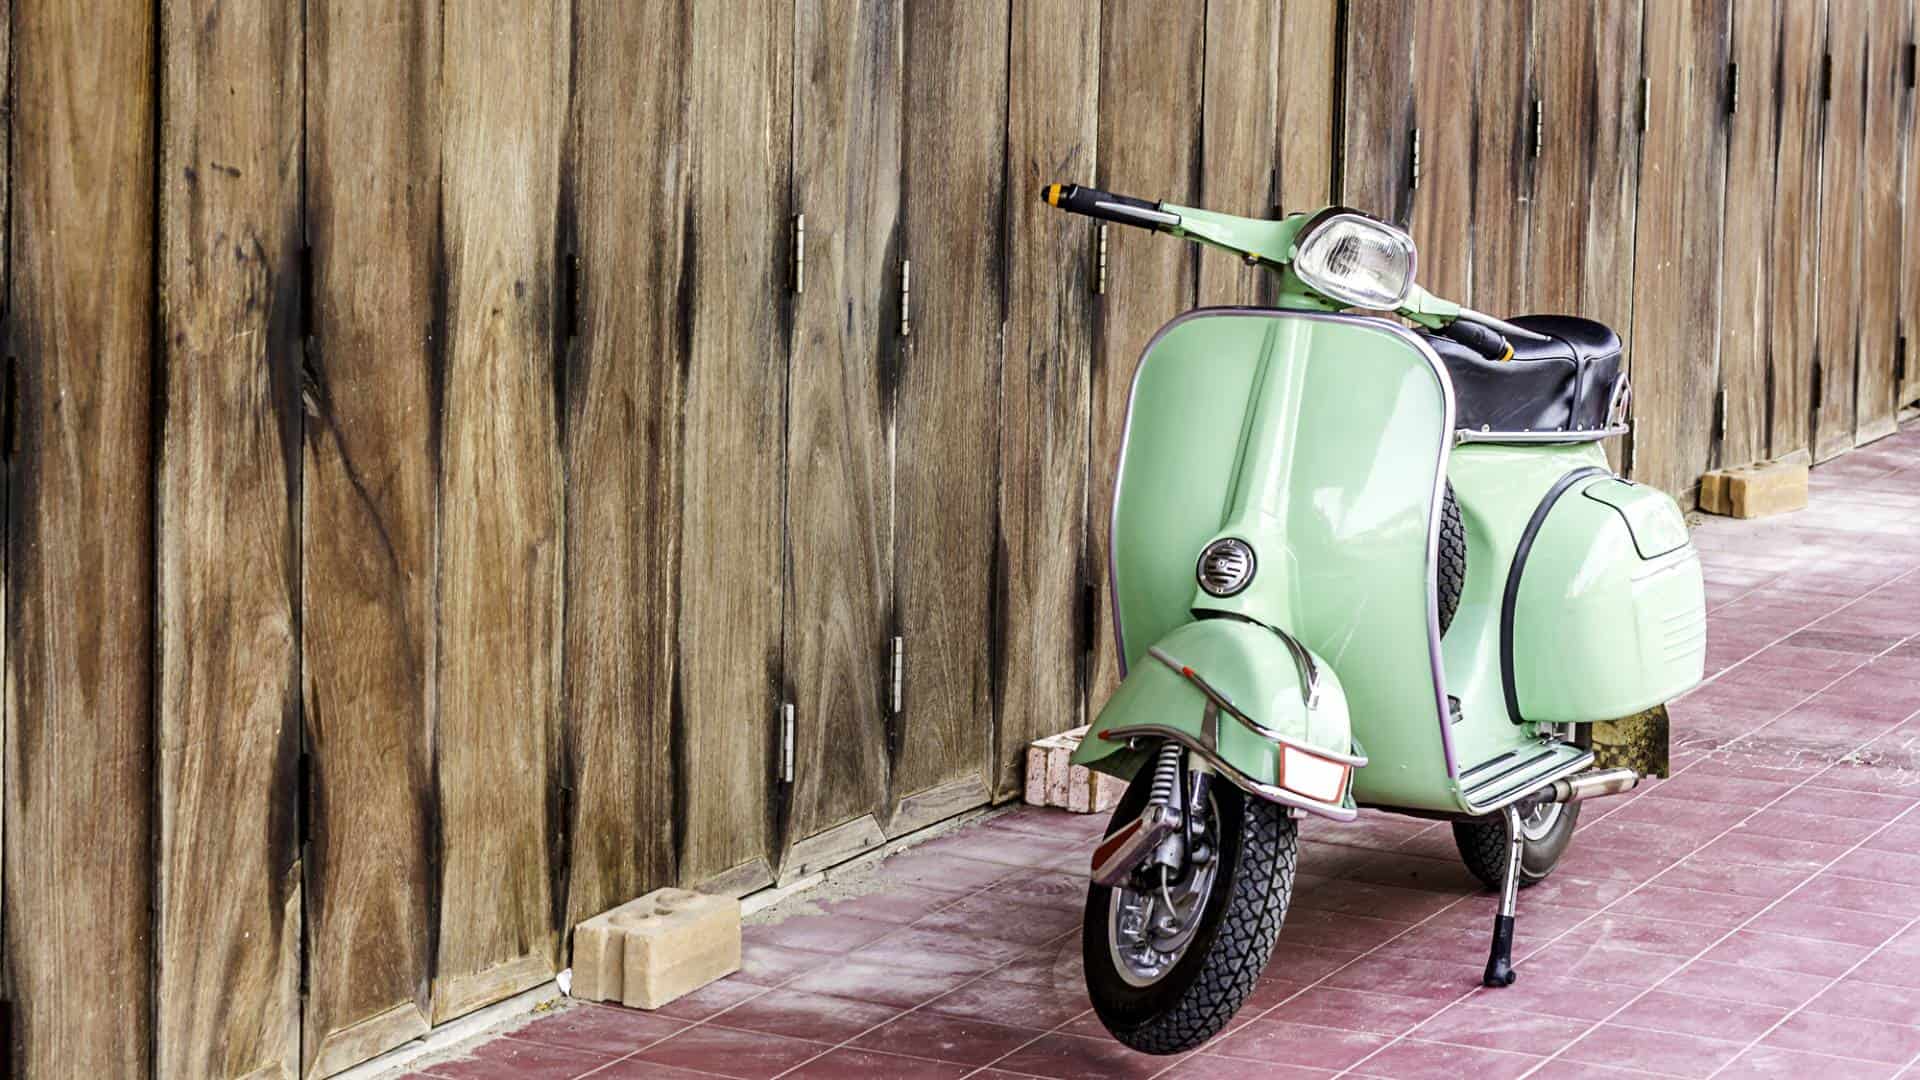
[1145, 646, 1366, 767]
[1099, 722, 1360, 822]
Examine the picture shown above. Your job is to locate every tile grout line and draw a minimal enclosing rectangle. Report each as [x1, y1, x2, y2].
[1701, 888, 1920, 1077]
[1331, 575, 1920, 1079]
[1504, 801, 1920, 1079]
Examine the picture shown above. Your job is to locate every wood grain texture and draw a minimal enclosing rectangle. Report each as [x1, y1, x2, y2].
[677, 0, 791, 886]
[1088, 0, 1202, 712]
[1198, 0, 1278, 306]
[431, 0, 567, 1022]
[1526, 0, 1644, 472]
[1855, 0, 1908, 443]
[1814, 0, 1866, 462]
[890, 0, 1007, 817]
[1274, 0, 1338, 215]
[1905, 0, 1920, 410]
[1627, 0, 1730, 499]
[1468, 0, 1534, 315]
[995, 0, 1098, 801]
[1768, 0, 1828, 459]
[783, 0, 900, 843]
[302, 0, 440, 1069]
[1340, 0, 1416, 226]
[155, 0, 302, 1074]
[1410, 0, 1476, 302]
[1716, 0, 1781, 467]
[563, 0, 689, 934]
[3, 2, 155, 1076]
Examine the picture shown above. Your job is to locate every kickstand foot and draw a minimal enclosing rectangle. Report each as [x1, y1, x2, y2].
[1483, 803, 1525, 988]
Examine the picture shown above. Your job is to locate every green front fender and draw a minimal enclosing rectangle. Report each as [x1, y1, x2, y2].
[1070, 619, 1362, 820]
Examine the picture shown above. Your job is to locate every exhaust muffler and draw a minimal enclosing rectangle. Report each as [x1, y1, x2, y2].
[1543, 767, 1640, 805]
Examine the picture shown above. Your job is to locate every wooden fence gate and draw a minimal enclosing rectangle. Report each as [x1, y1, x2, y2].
[3, 1, 1916, 1076]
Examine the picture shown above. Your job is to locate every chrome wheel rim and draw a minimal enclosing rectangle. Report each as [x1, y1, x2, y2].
[1516, 798, 1563, 843]
[1106, 791, 1221, 987]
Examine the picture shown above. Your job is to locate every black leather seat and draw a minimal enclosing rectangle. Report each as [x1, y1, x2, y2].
[1427, 314, 1624, 434]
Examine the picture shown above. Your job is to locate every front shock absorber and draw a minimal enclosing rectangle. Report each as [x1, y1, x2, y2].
[1147, 741, 1184, 812]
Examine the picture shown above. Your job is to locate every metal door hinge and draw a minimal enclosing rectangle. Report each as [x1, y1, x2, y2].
[297, 748, 313, 848]
[1079, 581, 1098, 655]
[1907, 42, 1916, 89]
[888, 636, 904, 715]
[1409, 127, 1422, 190]
[779, 703, 796, 784]
[1822, 54, 1833, 102]
[791, 214, 806, 295]
[899, 260, 912, 338]
[1812, 361, 1825, 411]
[1622, 427, 1637, 476]
[1095, 225, 1109, 295]
[1896, 332, 1907, 382]
[1639, 77, 1650, 132]
[1531, 99, 1544, 156]
[1714, 386, 1728, 442]
[1728, 61, 1739, 115]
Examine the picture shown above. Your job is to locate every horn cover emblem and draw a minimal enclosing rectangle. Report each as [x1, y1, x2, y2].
[1196, 538, 1256, 597]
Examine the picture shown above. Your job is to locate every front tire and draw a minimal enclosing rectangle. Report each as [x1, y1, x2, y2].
[1083, 761, 1298, 1054]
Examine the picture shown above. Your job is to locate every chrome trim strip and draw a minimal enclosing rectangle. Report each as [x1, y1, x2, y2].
[1455, 424, 1630, 445]
[1146, 646, 1368, 767]
[1101, 723, 1360, 822]
[1461, 746, 1597, 815]
[1107, 308, 1457, 783]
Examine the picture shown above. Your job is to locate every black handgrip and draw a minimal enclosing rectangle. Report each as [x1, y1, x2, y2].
[1443, 319, 1513, 362]
[1041, 183, 1175, 230]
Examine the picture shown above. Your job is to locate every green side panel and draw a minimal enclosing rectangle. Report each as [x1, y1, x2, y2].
[1512, 480, 1706, 723]
[1106, 309, 1459, 811]
[1583, 478, 1691, 558]
[1442, 443, 1612, 773]
[1072, 619, 1352, 790]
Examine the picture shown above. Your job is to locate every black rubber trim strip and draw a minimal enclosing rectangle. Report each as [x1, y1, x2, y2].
[1501, 466, 1609, 725]
[1459, 748, 1520, 781]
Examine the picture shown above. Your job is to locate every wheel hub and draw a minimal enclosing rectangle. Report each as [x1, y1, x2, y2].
[1106, 793, 1220, 987]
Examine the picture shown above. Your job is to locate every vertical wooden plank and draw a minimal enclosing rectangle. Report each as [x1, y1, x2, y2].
[1716, 0, 1781, 468]
[677, 0, 791, 886]
[2, 2, 154, 1076]
[1769, 0, 1827, 459]
[563, 0, 688, 932]
[1578, 0, 1646, 343]
[782, 0, 900, 851]
[1274, 0, 1339, 215]
[1198, 0, 1278, 306]
[996, 0, 1098, 802]
[1410, 0, 1476, 301]
[1340, 0, 1416, 226]
[1469, 0, 1535, 315]
[1856, 0, 1908, 443]
[155, 0, 302, 1074]
[1087, 1, 1202, 716]
[1814, 0, 1866, 462]
[1627, 0, 1730, 499]
[890, 0, 1008, 833]
[302, 0, 440, 1071]
[1904, 0, 1920, 411]
[431, 0, 567, 1022]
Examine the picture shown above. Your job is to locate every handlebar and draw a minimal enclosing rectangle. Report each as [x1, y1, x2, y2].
[1042, 184, 1181, 231]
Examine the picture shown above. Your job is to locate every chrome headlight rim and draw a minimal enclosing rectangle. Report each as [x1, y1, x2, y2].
[1195, 537, 1257, 598]
[1292, 206, 1418, 310]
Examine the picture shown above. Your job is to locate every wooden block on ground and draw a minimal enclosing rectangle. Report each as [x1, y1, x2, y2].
[571, 888, 740, 1009]
[1699, 460, 1809, 518]
[1025, 726, 1124, 813]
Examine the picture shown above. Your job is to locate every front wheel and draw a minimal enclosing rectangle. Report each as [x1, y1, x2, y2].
[1083, 755, 1298, 1054]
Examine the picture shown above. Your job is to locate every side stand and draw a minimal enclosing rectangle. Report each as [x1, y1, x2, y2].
[1482, 802, 1524, 987]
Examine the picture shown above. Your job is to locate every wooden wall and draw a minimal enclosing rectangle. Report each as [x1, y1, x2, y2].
[2, 1, 1915, 1075]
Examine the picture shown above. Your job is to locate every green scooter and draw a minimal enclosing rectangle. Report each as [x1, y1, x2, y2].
[1046, 185, 1706, 1053]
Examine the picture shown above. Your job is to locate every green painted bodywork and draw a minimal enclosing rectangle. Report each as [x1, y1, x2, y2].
[1068, 202, 1703, 819]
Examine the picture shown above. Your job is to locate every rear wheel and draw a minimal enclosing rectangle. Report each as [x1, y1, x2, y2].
[1452, 798, 1582, 891]
[1083, 752, 1297, 1054]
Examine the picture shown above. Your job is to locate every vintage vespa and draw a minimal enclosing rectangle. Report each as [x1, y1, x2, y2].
[1043, 185, 1706, 1053]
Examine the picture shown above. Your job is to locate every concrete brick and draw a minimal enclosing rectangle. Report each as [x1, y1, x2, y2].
[1700, 459, 1809, 519]
[570, 887, 740, 1009]
[1024, 726, 1123, 813]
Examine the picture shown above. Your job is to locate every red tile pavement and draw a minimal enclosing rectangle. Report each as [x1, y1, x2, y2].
[408, 424, 1920, 1079]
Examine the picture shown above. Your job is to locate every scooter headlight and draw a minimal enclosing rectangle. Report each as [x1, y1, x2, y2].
[1292, 209, 1417, 309]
